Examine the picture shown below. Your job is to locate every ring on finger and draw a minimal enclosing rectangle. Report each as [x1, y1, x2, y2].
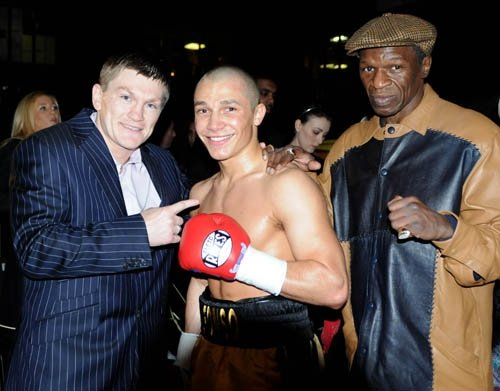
[286, 147, 296, 158]
[398, 227, 411, 240]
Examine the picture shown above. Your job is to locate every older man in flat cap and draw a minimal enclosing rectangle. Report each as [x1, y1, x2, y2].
[327, 12, 500, 391]
[266, 12, 500, 391]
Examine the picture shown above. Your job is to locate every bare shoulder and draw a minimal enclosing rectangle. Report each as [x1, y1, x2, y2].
[268, 165, 320, 191]
[189, 174, 217, 203]
[266, 166, 328, 215]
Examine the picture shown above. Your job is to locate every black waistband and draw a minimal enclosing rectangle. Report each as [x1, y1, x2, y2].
[199, 289, 314, 348]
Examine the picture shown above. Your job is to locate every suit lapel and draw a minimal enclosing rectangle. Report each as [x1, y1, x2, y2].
[71, 110, 127, 215]
[141, 146, 167, 207]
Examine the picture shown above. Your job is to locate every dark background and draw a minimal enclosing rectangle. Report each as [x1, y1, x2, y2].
[0, 0, 498, 141]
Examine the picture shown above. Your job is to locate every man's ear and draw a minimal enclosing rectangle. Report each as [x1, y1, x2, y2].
[92, 84, 103, 110]
[254, 103, 267, 126]
[421, 56, 432, 79]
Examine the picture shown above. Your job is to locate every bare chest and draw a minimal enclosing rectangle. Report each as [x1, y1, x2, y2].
[198, 179, 281, 249]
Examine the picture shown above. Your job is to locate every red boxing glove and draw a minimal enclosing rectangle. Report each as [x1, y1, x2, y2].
[179, 213, 287, 295]
[178, 213, 250, 280]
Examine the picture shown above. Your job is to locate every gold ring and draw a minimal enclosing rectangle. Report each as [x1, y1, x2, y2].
[286, 147, 296, 157]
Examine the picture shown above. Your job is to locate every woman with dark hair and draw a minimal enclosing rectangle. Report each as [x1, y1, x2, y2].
[290, 105, 333, 166]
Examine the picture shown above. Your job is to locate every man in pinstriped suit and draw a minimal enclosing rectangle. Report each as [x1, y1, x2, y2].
[4, 53, 199, 390]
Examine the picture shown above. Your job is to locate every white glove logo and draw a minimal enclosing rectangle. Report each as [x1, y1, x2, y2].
[201, 229, 232, 268]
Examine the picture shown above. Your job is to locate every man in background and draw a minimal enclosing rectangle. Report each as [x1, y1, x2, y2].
[256, 76, 290, 147]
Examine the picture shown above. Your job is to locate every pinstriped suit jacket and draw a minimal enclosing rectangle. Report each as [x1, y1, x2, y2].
[5, 108, 190, 390]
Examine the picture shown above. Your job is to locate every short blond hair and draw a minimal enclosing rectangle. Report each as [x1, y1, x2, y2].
[196, 65, 260, 109]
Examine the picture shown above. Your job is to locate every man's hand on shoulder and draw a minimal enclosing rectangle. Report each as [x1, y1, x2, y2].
[260, 143, 321, 175]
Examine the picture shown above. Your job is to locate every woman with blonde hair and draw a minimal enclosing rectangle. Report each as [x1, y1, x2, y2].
[9, 90, 61, 139]
[0, 90, 61, 382]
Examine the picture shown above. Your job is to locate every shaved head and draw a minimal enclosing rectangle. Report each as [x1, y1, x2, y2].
[195, 66, 260, 110]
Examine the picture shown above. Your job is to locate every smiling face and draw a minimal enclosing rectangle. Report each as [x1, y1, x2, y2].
[358, 46, 431, 123]
[193, 68, 265, 162]
[92, 68, 166, 164]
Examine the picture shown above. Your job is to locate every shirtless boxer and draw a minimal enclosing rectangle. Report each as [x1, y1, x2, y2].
[176, 65, 348, 390]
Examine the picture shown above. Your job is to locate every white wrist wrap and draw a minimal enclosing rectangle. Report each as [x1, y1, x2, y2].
[174, 332, 200, 371]
[235, 246, 287, 295]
